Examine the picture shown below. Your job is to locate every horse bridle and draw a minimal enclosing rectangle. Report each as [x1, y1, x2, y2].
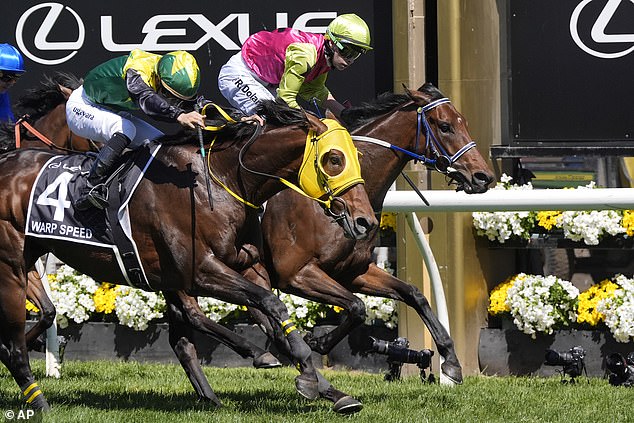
[351, 97, 477, 175]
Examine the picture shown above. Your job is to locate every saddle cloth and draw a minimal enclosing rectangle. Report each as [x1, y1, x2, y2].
[25, 143, 163, 291]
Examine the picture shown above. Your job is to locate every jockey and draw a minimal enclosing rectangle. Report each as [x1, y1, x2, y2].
[67, 49, 206, 211]
[218, 13, 372, 117]
[0, 43, 25, 122]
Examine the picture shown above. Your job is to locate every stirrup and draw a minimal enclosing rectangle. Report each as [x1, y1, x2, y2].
[74, 183, 109, 211]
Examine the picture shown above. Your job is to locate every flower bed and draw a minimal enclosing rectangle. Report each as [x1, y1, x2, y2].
[488, 273, 634, 343]
[472, 174, 634, 246]
[41, 265, 398, 332]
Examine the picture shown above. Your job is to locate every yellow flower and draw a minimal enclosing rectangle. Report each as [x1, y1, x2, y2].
[623, 210, 634, 236]
[488, 276, 516, 316]
[576, 279, 618, 326]
[536, 211, 562, 231]
[26, 299, 40, 313]
[332, 306, 343, 313]
[380, 212, 397, 232]
[93, 283, 119, 314]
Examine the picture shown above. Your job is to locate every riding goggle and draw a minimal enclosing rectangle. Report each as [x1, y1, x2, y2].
[336, 44, 363, 62]
[0, 71, 22, 83]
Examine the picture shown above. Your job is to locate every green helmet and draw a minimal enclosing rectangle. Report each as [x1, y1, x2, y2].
[157, 51, 200, 100]
[326, 14, 372, 60]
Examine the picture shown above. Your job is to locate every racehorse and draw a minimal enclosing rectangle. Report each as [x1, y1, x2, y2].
[252, 84, 495, 384]
[0, 72, 97, 154]
[4, 80, 368, 414]
[0, 100, 377, 411]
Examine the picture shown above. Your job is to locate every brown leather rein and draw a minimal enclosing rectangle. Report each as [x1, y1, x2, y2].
[14, 115, 95, 153]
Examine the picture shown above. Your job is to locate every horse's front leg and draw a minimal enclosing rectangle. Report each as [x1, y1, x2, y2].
[193, 256, 319, 400]
[242, 262, 363, 414]
[281, 263, 367, 355]
[353, 263, 463, 384]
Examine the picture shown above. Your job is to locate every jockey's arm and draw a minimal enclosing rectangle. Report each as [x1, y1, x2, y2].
[277, 43, 318, 109]
[125, 69, 185, 122]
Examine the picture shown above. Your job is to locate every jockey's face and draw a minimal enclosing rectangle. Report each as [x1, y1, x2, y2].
[328, 41, 357, 71]
[0, 71, 22, 94]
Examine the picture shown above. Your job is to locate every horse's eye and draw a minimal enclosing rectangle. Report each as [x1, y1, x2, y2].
[439, 123, 452, 133]
[330, 156, 342, 166]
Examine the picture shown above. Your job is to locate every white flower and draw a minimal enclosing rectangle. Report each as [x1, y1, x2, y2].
[505, 273, 579, 338]
[114, 287, 166, 331]
[48, 265, 99, 328]
[597, 275, 634, 343]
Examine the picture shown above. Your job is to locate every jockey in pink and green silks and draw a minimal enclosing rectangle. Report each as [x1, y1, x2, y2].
[218, 13, 372, 117]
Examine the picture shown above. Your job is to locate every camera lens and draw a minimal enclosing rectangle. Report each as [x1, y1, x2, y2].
[370, 337, 390, 354]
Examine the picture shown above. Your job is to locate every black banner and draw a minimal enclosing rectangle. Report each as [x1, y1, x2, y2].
[508, 0, 633, 144]
[1, 1, 392, 111]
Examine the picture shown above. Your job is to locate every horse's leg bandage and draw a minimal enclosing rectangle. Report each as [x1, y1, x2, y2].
[281, 319, 298, 335]
[22, 382, 43, 403]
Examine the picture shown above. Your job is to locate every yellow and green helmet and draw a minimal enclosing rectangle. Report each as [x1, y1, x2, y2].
[157, 51, 200, 100]
[325, 14, 372, 59]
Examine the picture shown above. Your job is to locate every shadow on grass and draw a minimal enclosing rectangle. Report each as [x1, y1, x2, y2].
[0, 387, 333, 414]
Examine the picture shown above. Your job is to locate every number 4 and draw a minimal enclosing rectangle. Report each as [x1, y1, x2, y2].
[36, 172, 73, 222]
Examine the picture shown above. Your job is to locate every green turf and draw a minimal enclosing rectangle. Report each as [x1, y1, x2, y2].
[0, 360, 631, 422]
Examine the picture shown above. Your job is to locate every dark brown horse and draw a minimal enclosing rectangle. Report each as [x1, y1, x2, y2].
[6, 80, 367, 414]
[142, 83, 494, 403]
[0, 100, 377, 411]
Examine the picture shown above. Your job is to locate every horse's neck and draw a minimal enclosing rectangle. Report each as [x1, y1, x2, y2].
[208, 127, 306, 206]
[354, 113, 416, 210]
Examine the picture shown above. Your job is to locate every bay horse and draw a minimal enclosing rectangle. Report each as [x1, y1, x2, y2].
[244, 83, 495, 384]
[0, 100, 377, 411]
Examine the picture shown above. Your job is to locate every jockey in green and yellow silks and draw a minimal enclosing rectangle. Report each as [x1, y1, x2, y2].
[66, 49, 205, 211]
[218, 14, 372, 116]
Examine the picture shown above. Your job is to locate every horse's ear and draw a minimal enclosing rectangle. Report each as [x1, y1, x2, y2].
[324, 109, 340, 122]
[303, 109, 328, 133]
[58, 84, 73, 100]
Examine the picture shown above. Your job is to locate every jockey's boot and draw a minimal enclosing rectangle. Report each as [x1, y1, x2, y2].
[74, 132, 131, 211]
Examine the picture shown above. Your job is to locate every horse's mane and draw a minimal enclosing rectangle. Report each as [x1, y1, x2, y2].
[15, 72, 82, 118]
[0, 72, 83, 153]
[160, 100, 308, 146]
[340, 82, 445, 131]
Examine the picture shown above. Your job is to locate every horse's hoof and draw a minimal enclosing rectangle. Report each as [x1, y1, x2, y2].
[253, 352, 282, 369]
[333, 396, 363, 414]
[440, 363, 463, 385]
[198, 394, 223, 408]
[295, 374, 319, 401]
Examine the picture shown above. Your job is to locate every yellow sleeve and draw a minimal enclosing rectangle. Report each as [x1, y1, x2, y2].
[277, 43, 318, 109]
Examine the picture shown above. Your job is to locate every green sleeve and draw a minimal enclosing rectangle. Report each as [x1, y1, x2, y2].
[298, 73, 330, 105]
[278, 43, 319, 109]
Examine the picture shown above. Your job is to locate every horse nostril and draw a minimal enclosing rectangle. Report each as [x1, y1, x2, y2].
[356, 216, 377, 234]
[474, 172, 494, 188]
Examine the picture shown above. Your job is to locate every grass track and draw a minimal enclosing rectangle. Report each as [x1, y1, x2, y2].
[0, 360, 631, 422]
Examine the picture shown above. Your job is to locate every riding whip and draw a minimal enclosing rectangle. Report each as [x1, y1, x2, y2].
[195, 101, 214, 210]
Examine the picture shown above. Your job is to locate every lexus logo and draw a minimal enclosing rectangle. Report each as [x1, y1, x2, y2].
[13, 2, 337, 66]
[16, 2, 85, 65]
[570, 0, 634, 59]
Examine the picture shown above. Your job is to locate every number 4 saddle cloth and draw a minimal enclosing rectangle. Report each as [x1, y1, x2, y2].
[25, 142, 163, 291]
